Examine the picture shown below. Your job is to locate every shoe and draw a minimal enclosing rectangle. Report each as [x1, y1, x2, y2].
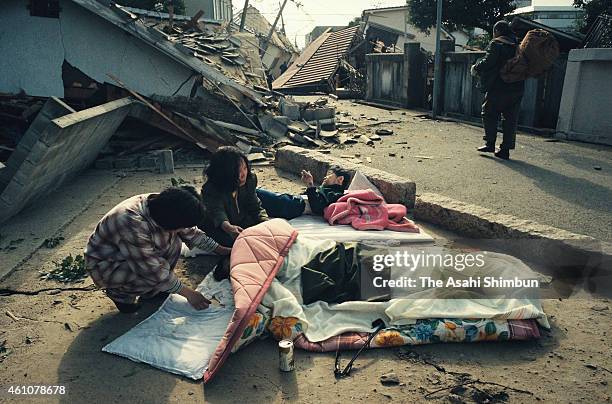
[113, 301, 141, 313]
[495, 148, 510, 160]
[477, 145, 495, 153]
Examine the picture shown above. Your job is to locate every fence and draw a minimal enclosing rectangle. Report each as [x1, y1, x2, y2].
[365, 42, 426, 108]
[442, 51, 568, 129]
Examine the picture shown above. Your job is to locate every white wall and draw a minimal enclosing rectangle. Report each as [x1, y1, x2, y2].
[557, 49, 612, 145]
[0, 0, 197, 98]
[366, 8, 452, 53]
[0, 2, 65, 96]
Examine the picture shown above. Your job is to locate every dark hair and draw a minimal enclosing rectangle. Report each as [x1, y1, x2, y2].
[148, 186, 205, 230]
[330, 166, 352, 189]
[204, 146, 251, 193]
[493, 20, 512, 37]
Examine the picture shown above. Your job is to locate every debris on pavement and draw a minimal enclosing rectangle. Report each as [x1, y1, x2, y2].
[380, 372, 400, 385]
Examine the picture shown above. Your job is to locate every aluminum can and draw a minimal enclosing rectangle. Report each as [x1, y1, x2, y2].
[278, 339, 295, 372]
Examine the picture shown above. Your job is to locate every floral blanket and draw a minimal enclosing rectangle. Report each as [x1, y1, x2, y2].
[233, 313, 540, 353]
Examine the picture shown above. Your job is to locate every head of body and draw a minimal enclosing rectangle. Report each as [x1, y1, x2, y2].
[322, 166, 351, 189]
[148, 186, 205, 231]
[205, 146, 251, 193]
[493, 20, 513, 39]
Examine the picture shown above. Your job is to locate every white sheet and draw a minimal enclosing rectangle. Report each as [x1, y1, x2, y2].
[262, 237, 549, 342]
[288, 215, 434, 243]
[102, 274, 235, 380]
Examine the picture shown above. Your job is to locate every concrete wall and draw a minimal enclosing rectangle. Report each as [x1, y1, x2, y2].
[0, 98, 134, 223]
[557, 48, 612, 145]
[0, 0, 197, 98]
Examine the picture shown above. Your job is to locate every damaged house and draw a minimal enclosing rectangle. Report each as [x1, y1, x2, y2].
[0, 0, 278, 222]
[233, 5, 298, 79]
[362, 5, 466, 53]
[272, 26, 362, 95]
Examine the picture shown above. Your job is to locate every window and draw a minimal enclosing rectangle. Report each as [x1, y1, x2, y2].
[28, 0, 61, 18]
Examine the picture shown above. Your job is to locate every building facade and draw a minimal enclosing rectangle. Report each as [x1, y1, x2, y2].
[508, 4, 584, 32]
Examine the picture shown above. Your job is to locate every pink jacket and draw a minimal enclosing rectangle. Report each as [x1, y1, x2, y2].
[323, 189, 420, 232]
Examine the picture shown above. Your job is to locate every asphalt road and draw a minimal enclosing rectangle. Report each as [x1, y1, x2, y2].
[311, 98, 612, 241]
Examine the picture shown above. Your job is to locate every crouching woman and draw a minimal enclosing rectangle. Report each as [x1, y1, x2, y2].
[84, 186, 230, 313]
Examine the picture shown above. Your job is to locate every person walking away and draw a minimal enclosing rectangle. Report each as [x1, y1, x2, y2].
[472, 20, 525, 160]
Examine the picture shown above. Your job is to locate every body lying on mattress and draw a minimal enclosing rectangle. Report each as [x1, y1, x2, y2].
[104, 220, 548, 381]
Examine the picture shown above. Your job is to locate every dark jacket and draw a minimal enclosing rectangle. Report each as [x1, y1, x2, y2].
[304, 184, 346, 215]
[473, 36, 524, 94]
[201, 173, 268, 230]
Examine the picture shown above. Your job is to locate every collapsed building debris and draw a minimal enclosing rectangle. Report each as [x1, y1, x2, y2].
[272, 26, 362, 94]
[0, 0, 400, 224]
[0, 97, 134, 223]
[233, 5, 299, 79]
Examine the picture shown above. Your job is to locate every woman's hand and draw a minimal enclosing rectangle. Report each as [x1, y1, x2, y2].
[221, 221, 243, 238]
[214, 245, 231, 255]
[178, 286, 211, 310]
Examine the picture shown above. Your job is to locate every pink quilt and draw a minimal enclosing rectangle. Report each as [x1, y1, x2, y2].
[202, 219, 297, 383]
[323, 189, 420, 232]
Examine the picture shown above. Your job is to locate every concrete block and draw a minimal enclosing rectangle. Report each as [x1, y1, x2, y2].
[275, 146, 416, 208]
[301, 107, 335, 121]
[158, 150, 174, 174]
[279, 98, 300, 120]
[259, 113, 289, 139]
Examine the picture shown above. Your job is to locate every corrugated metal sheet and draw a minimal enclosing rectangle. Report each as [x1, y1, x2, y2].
[273, 26, 360, 92]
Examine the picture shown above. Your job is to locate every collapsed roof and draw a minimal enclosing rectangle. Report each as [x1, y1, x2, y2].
[272, 26, 361, 94]
[71, 0, 268, 106]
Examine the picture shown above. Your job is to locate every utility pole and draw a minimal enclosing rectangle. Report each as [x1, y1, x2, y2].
[280, 2, 286, 35]
[239, 0, 249, 31]
[432, 0, 443, 118]
[261, 0, 289, 56]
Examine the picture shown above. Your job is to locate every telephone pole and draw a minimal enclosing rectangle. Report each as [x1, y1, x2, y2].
[239, 0, 249, 31]
[261, 0, 289, 56]
[432, 0, 443, 118]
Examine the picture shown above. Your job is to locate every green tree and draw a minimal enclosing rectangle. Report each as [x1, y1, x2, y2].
[348, 16, 362, 27]
[574, 0, 612, 33]
[407, 0, 516, 33]
[118, 0, 186, 16]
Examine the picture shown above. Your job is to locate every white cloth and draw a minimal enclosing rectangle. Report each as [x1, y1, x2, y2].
[289, 215, 434, 243]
